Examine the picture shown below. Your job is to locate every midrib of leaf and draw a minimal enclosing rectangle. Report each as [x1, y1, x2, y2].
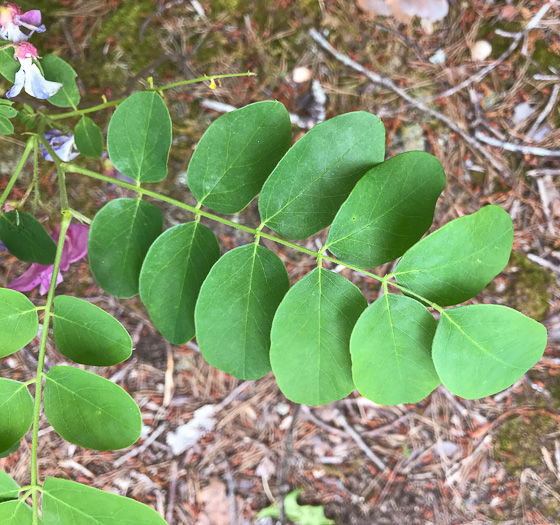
[117, 199, 143, 293]
[384, 294, 405, 391]
[46, 376, 138, 431]
[138, 95, 158, 180]
[441, 311, 524, 370]
[51, 313, 126, 349]
[0, 383, 28, 412]
[241, 244, 259, 377]
[262, 135, 364, 227]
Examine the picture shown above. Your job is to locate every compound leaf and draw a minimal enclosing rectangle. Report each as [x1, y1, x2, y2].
[139, 222, 220, 345]
[326, 152, 446, 268]
[0, 500, 33, 524]
[88, 198, 163, 298]
[195, 244, 289, 380]
[52, 295, 132, 366]
[432, 305, 547, 399]
[0, 289, 39, 359]
[74, 116, 103, 158]
[270, 268, 367, 405]
[187, 101, 292, 213]
[41, 54, 80, 109]
[259, 112, 385, 240]
[350, 293, 439, 405]
[42, 478, 167, 525]
[0, 379, 33, 453]
[107, 92, 172, 183]
[0, 211, 56, 265]
[393, 206, 513, 306]
[44, 366, 141, 451]
[0, 471, 19, 503]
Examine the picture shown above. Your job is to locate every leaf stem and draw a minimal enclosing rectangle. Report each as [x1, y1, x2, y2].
[49, 72, 255, 121]
[0, 138, 34, 210]
[65, 164, 447, 311]
[30, 210, 72, 525]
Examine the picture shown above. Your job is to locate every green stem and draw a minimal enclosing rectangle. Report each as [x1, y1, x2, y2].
[30, 210, 72, 524]
[0, 138, 34, 210]
[32, 136, 40, 214]
[65, 164, 445, 310]
[38, 135, 69, 211]
[50, 72, 255, 121]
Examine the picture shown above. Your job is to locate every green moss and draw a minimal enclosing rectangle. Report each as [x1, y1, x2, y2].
[495, 413, 558, 476]
[532, 40, 560, 72]
[502, 252, 553, 322]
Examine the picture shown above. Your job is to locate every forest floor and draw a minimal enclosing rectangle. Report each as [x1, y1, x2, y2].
[1, 0, 560, 523]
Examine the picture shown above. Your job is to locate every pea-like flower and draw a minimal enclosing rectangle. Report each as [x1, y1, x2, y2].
[2, 223, 89, 295]
[41, 130, 80, 162]
[0, 3, 46, 42]
[5, 42, 62, 99]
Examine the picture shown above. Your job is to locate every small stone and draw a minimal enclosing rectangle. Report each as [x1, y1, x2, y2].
[429, 49, 446, 64]
[471, 40, 492, 61]
[292, 66, 312, 83]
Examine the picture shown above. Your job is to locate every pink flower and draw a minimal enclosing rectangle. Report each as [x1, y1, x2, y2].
[0, 3, 46, 42]
[6, 223, 89, 295]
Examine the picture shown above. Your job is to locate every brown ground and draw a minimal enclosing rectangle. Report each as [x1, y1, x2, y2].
[1, 0, 560, 523]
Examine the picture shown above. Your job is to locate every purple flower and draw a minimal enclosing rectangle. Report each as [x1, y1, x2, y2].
[3, 223, 89, 295]
[5, 42, 62, 100]
[41, 130, 80, 162]
[0, 3, 46, 42]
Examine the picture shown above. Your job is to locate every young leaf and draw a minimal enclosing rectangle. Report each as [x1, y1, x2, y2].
[432, 305, 547, 399]
[258, 112, 385, 240]
[0, 500, 33, 524]
[0, 105, 17, 119]
[0, 44, 17, 82]
[270, 268, 367, 405]
[195, 244, 290, 380]
[0, 471, 20, 503]
[393, 206, 513, 306]
[107, 92, 172, 183]
[326, 152, 446, 268]
[52, 295, 133, 366]
[0, 379, 33, 452]
[187, 101, 292, 213]
[139, 222, 220, 345]
[43, 366, 142, 450]
[350, 293, 439, 405]
[257, 488, 334, 525]
[0, 211, 57, 265]
[0, 289, 39, 359]
[88, 198, 163, 298]
[42, 478, 167, 524]
[0, 117, 14, 135]
[41, 54, 80, 109]
[74, 116, 103, 158]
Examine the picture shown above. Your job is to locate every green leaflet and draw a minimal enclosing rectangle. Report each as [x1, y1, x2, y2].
[326, 152, 446, 268]
[0, 442, 19, 459]
[74, 116, 103, 158]
[350, 293, 439, 405]
[0, 379, 33, 453]
[0, 289, 39, 359]
[432, 304, 547, 399]
[0, 211, 56, 265]
[41, 54, 80, 109]
[187, 101, 292, 213]
[52, 295, 133, 366]
[107, 92, 172, 183]
[139, 222, 221, 345]
[42, 478, 167, 525]
[0, 117, 14, 135]
[257, 488, 334, 524]
[394, 205, 513, 306]
[259, 111, 385, 240]
[0, 104, 16, 136]
[0, 471, 20, 503]
[0, 43, 17, 82]
[195, 244, 290, 380]
[88, 198, 163, 298]
[270, 268, 367, 405]
[0, 500, 33, 524]
[43, 366, 142, 451]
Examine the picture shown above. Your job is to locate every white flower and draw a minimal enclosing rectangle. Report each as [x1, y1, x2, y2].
[5, 42, 62, 100]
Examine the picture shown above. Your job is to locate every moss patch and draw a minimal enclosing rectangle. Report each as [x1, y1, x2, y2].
[501, 252, 553, 322]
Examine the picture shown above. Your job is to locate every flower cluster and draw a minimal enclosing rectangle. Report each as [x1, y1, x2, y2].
[1, 2, 61, 99]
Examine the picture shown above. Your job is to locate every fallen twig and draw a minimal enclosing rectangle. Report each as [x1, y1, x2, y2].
[474, 131, 560, 157]
[527, 84, 560, 140]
